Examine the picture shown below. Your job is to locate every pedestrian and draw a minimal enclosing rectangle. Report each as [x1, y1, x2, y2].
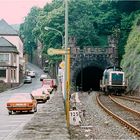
[53, 85, 57, 91]
[88, 88, 92, 95]
[76, 86, 79, 92]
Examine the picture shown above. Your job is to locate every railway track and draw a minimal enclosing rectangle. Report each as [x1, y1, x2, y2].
[96, 93, 140, 136]
[112, 95, 140, 113]
[114, 95, 140, 103]
[122, 95, 140, 102]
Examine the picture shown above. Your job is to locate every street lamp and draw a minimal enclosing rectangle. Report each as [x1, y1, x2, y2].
[44, 26, 64, 48]
[44, 26, 65, 78]
[64, 0, 69, 128]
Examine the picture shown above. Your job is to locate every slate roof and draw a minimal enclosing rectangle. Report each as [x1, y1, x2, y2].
[0, 37, 18, 53]
[0, 19, 18, 35]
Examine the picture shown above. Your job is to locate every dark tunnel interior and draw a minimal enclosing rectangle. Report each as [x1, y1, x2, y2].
[76, 66, 103, 92]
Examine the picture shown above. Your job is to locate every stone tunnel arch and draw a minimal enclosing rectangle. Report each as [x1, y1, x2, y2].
[70, 37, 118, 92]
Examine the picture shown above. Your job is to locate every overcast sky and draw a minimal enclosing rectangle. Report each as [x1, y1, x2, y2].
[0, 0, 52, 24]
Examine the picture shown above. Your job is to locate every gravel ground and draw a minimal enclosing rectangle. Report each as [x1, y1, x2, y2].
[69, 92, 139, 140]
[113, 97, 140, 112]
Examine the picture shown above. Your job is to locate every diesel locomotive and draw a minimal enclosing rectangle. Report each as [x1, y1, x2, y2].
[100, 67, 127, 95]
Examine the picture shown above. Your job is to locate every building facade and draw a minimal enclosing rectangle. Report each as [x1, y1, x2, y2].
[0, 37, 19, 85]
[0, 19, 24, 87]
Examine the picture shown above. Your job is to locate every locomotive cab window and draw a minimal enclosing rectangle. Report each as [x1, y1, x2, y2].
[112, 73, 123, 85]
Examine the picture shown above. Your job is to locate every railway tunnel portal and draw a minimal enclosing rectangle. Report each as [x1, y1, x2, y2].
[70, 37, 118, 92]
[76, 66, 103, 92]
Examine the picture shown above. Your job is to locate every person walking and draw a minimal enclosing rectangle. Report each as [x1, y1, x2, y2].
[88, 88, 92, 95]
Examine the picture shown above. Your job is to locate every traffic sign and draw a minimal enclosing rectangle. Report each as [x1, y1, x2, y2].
[47, 48, 65, 55]
[59, 61, 65, 69]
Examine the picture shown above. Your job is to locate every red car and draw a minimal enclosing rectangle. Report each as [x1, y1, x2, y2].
[42, 79, 57, 93]
[6, 93, 37, 115]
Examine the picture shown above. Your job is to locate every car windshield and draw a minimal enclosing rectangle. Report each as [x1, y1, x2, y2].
[29, 71, 34, 73]
[25, 76, 31, 79]
[41, 75, 47, 77]
[42, 79, 50, 85]
[12, 93, 31, 100]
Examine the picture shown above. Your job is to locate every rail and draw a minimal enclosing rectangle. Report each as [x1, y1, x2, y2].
[96, 93, 140, 136]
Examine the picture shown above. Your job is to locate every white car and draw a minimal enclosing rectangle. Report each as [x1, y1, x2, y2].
[31, 88, 50, 103]
[40, 74, 47, 81]
[42, 85, 53, 94]
[27, 71, 36, 78]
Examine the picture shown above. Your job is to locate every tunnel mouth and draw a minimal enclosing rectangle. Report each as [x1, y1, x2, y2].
[76, 66, 103, 92]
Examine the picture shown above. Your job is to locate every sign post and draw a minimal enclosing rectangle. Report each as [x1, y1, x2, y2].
[47, 48, 66, 55]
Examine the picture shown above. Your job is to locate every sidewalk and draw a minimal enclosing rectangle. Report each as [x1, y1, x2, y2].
[14, 89, 70, 140]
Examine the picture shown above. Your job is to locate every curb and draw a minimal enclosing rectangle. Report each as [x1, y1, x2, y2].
[0, 83, 24, 93]
[10, 83, 24, 90]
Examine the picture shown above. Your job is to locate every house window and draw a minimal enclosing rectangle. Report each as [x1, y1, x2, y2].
[0, 54, 9, 62]
[14, 70, 16, 80]
[11, 70, 13, 81]
[13, 54, 16, 63]
[0, 69, 6, 78]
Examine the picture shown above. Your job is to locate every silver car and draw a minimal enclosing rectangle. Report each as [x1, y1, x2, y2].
[27, 71, 36, 78]
[24, 76, 32, 84]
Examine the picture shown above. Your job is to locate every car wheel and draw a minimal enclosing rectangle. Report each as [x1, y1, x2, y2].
[50, 90, 53, 94]
[34, 106, 37, 112]
[43, 99, 47, 103]
[8, 111, 12, 115]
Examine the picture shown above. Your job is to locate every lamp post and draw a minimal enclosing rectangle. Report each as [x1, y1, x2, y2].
[44, 26, 64, 78]
[44, 26, 65, 61]
[44, 26, 64, 48]
[64, 0, 70, 128]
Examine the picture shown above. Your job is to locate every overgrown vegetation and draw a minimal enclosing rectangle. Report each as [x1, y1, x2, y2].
[121, 15, 140, 91]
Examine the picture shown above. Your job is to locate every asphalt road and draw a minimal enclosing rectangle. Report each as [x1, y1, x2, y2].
[0, 63, 46, 140]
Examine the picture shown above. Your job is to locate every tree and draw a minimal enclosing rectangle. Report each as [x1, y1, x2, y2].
[20, 0, 140, 66]
[20, 7, 41, 61]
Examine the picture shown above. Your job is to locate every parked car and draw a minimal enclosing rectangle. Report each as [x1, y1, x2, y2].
[6, 93, 37, 115]
[40, 74, 47, 81]
[42, 78, 52, 86]
[31, 88, 50, 103]
[27, 70, 36, 78]
[42, 84, 53, 94]
[24, 76, 32, 84]
[43, 67, 49, 73]
[42, 79, 57, 93]
[41, 86, 50, 100]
